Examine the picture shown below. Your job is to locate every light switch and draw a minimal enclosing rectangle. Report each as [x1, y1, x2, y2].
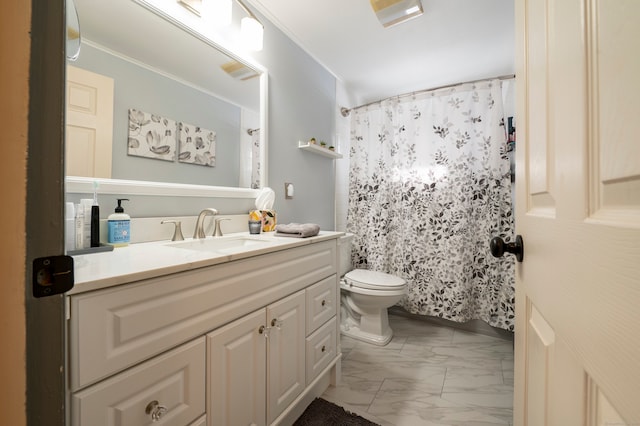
[285, 182, 294, 199]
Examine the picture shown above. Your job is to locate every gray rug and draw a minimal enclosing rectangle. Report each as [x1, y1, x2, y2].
[293, 398, 380, 426]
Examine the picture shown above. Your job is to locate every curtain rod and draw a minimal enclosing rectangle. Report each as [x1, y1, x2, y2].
[340, 74, 516, 117]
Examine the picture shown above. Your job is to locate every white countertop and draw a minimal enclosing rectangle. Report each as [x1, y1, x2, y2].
[69, 231, 344, 295]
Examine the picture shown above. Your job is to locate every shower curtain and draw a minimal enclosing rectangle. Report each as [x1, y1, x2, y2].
[346, 80, 515, 331]
[250, 129, 261, 189]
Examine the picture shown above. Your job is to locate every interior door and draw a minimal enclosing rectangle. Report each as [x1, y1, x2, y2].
[65, 65, 114, 178]
[514, 0, 640, 424]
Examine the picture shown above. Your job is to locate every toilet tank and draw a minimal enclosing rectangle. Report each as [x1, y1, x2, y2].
[338, 233, 354, 277]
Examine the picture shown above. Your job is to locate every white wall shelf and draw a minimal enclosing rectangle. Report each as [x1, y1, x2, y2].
[298, 141, 343, 159]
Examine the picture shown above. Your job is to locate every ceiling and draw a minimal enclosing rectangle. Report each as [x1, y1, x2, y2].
[74, 0, 261, 111]
[247, 0, 515, 105]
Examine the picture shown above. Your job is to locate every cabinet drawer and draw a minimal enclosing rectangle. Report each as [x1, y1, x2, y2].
[305, 317, 337, 385]
[72, 338, 205, 426]
[305, 275, 337, 335]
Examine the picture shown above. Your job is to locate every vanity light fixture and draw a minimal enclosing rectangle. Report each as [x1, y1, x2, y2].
[179, 0, 264, 51]
[236, 0, 264, 51]
[201, 0, 232, 27]
[370, 0, 424, 28]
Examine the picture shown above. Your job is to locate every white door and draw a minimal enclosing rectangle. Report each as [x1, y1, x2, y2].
[514, 0, 640, 424]
[266, 290, 306, 424]
[207, 309, 267, 426]
[65, 65, 114, 178]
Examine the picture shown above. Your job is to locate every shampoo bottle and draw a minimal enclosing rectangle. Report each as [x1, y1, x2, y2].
[108, 198, 130, 247]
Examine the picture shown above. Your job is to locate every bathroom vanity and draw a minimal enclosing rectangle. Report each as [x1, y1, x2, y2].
[65, 232, 342, 426]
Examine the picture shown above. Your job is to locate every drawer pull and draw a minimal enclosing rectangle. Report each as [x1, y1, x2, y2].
[321, 345, 326, 353]
[145, 400, 167, 422]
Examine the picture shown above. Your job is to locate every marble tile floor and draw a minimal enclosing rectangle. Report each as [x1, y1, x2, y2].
[321, 313, 514, 426]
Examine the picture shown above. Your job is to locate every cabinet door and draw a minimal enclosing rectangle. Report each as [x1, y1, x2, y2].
[208, 309, 267, 426]
[266, 291, 306, 424]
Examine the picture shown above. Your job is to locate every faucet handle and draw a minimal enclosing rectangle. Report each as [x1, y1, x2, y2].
[213, 218, 231, 237]
[161, 220, 185, 241]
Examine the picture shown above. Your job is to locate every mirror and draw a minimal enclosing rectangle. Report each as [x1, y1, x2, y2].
[67, 0, 267, 191]
[66, 0, 81, 61]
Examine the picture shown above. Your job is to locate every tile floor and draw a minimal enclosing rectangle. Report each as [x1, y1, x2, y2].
[322, 313, 514, 426]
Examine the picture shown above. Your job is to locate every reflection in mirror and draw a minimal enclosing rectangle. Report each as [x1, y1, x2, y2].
[66, 0, 81, 61]
[67, 0, 266, 190]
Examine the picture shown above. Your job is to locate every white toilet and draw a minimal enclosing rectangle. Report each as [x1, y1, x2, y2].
[339, 233, 407, 346]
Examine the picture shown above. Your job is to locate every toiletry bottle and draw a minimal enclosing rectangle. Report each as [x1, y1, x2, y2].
[65, 202, 76, 252]
[80, 198, 93, 249]
[90, 183, 100, 247]
[108, 199, 130, 247]
[75, 203, 84, 250]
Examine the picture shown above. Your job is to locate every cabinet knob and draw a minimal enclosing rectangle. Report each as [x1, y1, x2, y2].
[258, 325, 266, 334]
[321, 299, 326, 307]
[145, 400, 167, 422]
[321, 345, 326, 353]
[271, 318, 282, 330]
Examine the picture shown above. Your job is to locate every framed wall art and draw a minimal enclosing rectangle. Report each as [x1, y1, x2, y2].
[178, 121, 216, 167]
[127, 108, 176, 162]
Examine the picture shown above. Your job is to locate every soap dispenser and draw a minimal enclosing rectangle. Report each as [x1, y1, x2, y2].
[108, 198, 130, 247]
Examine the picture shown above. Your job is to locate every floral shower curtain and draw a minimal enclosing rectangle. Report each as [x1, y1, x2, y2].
[250, 129, 261, 189]
[347, 80, 515, 331]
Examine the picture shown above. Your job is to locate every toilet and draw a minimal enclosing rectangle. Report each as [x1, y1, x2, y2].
[339, 233, 407, 346]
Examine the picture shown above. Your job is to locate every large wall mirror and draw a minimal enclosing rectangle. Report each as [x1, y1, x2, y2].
[66, 0, 267, 197]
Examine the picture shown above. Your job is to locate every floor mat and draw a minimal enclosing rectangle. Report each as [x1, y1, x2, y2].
[293, 398, 380, 426]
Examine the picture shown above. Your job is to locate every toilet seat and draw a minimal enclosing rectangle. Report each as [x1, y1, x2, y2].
[344, 269, 406, 291]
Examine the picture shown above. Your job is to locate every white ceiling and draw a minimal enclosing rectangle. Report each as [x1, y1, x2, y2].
[247, 0, 515, 105]
[74, 0, 261, 111]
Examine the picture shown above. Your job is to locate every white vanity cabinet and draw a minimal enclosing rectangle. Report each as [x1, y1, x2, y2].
[67, 237, 340, 426]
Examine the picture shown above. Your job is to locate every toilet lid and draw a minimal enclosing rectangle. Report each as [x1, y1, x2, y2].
[344, 269, 406, 290]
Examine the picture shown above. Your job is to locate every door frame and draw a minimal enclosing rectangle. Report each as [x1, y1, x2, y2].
[26, 0, 66, 425]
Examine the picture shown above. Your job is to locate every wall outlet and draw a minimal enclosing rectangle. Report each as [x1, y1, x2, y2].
[285, 182, 294, 199]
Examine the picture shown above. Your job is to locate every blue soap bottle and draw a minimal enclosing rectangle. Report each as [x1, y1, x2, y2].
[108, 198, 130, 247]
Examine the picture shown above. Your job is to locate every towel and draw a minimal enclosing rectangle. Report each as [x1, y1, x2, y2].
[275, 223, 321, 238]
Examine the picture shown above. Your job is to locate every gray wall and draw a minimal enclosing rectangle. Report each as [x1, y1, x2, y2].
[73, 44, 242, 187]
[68, 9, 337, 230]
[253, 12, 337, 230]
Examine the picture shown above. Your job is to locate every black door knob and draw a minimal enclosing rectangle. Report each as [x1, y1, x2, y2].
[490, 235, 524, 262]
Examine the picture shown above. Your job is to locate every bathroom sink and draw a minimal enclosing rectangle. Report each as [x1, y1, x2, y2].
[166, 237, 274, 254]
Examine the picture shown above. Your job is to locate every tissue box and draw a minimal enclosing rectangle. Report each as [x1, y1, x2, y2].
[249, 209, 277, 232]
[260, 210, 276, 232]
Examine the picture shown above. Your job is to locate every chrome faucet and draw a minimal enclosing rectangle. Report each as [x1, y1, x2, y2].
[193, 208, 218, 239]
[161, 220, 185, 241]
[213, 218, 231, 237]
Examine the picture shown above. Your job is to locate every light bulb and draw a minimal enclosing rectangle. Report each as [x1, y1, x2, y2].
[241, 16, 263, 51]
[201, 0, 232, 27]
